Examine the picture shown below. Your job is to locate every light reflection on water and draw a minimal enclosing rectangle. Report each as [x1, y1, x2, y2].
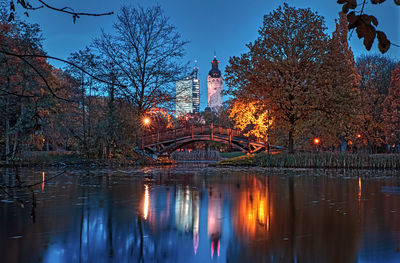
[1, 167, 400, 263]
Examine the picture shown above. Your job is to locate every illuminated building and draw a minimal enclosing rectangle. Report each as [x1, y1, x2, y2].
[176, 78, 193, 115]
[207, 56, 223, 111]
[175, 62, 200, 115]
[192, 65, 200, 113]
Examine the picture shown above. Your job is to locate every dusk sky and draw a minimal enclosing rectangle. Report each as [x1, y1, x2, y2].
[16, 0, 400, 110]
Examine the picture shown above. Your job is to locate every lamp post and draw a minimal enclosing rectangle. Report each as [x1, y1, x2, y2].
[313, 137, 320, 152]
[141, 117, 151, 149]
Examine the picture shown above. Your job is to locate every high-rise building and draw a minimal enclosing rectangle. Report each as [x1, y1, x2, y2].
[176, 78, 193, 115]
[207, 56, 223, 111]
[192, 66, 200, 113]
[176, 63, 200, 116]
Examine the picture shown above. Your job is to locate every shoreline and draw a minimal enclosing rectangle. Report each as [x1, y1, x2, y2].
[218, 152, 400, 170]
[2, 152, 400, 170]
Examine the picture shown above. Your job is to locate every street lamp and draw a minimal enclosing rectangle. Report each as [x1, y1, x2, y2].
[143, 117, 151, 126]
[141, 117, 151, 150]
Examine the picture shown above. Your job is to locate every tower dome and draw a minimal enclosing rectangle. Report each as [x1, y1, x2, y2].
[208, 57, 221, 78]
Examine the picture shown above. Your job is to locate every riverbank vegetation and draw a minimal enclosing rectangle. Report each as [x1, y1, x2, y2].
[0, 151, 158, 167]
[220, 152, 400, 170]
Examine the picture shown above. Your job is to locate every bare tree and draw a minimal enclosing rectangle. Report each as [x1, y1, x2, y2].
[93, 5, 188, 115]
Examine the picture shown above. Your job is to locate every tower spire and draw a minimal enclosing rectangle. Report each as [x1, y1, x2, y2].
[192, 59, 199, 79]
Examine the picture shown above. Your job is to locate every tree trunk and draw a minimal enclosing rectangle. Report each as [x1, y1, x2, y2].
[288, 130, 294, 154]
[5, 114, 10, 165]
[106, 76, 116, 159]
[81, 71, 89, 159]
[12, 102, 24, 160]
[88, 80, 92, 152]
[11, 130, 18, 160]
[340, 138, 347, 153]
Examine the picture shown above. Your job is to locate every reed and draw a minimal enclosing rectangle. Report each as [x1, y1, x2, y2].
[219, 152, 400, 169]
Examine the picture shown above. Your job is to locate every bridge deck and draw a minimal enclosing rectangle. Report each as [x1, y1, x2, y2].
[141, 124, 271, 155]
[142, 125, 246, 146]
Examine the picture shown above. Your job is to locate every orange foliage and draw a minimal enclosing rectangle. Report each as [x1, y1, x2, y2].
[383, 62, 400, 145]
[229, 99, 273, 140]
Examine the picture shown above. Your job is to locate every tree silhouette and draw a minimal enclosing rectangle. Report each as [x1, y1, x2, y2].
[93, 5, 188, 115]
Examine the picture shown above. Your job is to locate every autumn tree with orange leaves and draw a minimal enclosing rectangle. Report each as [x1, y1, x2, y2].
[226, 4, 330, 153]
[382, 63, 400, 150]
[226, 5, 362, 153]
[229, 99, 273, 140]
[314, 13, 361, 152]
[0, 18, 60, 163]
[356, 54, 397, 152]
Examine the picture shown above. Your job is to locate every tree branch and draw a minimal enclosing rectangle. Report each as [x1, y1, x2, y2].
[12, 0, 114, 22]
[0, 48, 127, 88]
[36, 0, 114, 17]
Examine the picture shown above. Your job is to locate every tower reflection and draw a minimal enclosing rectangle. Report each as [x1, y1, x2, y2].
[207, 186, 223, 258]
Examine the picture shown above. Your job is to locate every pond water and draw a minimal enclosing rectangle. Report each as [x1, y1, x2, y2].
[1, 165, 400, 263]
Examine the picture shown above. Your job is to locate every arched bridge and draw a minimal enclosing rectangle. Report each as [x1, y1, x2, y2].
[140, 124, 276, 156]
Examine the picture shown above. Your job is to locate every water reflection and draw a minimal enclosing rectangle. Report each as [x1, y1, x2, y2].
[42, 171, 45, 192]
[1, 168, 400, 263]
[143, 184, 150, 220]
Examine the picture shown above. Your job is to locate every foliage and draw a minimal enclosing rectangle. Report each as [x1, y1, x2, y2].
[0, 18, 60, 161]
[356, 54, 397, 150]
[313, 12, 361, 148]
[337, 0, 399, 53]
[383, 62, 400, 145]
[226, 4, 358, 153]
[229, 99, 273, 140]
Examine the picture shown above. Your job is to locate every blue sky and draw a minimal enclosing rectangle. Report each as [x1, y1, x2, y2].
[16, 0, 400, 110]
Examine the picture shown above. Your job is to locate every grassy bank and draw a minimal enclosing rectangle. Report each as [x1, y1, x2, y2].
[220, 152, 246, 159]
[0, 151, 161, 168]
[219, 152, 400, 169]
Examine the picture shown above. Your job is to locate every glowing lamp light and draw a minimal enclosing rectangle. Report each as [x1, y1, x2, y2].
[143, 117, 151, 126]
[313, 138, 320, 145]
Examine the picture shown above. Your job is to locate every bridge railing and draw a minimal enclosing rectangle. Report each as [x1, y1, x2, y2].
[141, 124, 244, 147]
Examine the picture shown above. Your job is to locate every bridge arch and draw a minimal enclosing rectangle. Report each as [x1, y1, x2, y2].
[140, 124, 268, 156]
[157, 137, 247, 155]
